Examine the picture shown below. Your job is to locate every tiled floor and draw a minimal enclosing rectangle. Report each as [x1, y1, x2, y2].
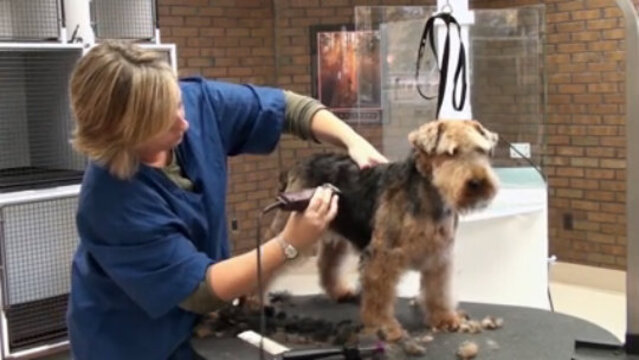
[548, 262, 626, 342]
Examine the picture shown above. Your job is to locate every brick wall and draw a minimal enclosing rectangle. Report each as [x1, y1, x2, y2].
[158, 0, 629, 269]
[545, 0, 627, 269]
[158, 0, 280, 254]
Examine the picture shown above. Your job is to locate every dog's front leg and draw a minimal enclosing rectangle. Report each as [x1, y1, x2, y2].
[317, 233, 359, 302]
[360, 243, 405, 342]
[420, 248, 461, 332]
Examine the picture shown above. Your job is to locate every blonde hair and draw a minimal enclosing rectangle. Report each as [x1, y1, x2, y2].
[69, 40, 179, 179]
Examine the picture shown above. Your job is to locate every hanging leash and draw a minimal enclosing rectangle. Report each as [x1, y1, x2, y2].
[415, 10, 467, 118]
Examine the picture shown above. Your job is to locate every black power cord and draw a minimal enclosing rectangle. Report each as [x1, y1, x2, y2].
[255, 202, 283, 360]
[497, 135, 547, 184]
[254, 186, 334, 359]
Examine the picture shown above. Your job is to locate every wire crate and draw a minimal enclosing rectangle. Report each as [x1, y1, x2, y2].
[139, 43, 177, 72]
[0, 188, 79, 354]
[0, 46, 86, 193]
[91, 0, 157, 41]
[0, 0, 63, 42]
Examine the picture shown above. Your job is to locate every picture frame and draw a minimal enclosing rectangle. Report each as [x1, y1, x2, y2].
[309, 24, 383, 124]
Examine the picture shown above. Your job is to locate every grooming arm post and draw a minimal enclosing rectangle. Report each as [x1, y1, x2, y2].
[617, 0, 639, 353]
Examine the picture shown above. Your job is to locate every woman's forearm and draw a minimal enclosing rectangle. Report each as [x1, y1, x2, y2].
[207, 237, 286, 302]
[309, 109, 388, 168]
[282, 90, 366, 150]
[309, 109, 364, 149]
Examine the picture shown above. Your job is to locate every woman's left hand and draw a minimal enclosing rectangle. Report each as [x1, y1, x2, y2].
[347, 137, 388, 169]
[307, 108, 388, 168]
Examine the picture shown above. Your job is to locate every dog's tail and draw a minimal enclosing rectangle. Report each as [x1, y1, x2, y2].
[277, 162, 310, 194]
[277, 169, 289, 193]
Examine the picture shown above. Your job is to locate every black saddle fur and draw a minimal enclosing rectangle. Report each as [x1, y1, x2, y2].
[283, 152, 447, 250]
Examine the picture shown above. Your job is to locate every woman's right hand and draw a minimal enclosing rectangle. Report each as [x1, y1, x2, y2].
[280, 185, 339, 251]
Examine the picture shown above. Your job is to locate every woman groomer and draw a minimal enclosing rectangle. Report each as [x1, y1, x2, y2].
[66, 40, 387, 360]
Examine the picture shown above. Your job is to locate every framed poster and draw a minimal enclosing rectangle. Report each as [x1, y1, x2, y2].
[310, 24, 382, 124]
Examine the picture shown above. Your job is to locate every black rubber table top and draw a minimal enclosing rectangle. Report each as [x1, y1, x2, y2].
[192, 295, 636, 360]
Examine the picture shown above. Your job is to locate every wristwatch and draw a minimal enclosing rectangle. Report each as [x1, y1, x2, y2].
[276, 236, 298, 260]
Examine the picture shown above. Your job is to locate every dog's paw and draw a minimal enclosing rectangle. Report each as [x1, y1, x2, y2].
[328, 285, 361, 304]
[334, 288, 361, 304]
[429, 311, 462, 332]
[378, 319, 407, 342]
[361, 318, 406, 343]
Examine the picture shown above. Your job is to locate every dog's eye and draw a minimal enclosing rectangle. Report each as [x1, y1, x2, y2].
[475, 147, 487, 155]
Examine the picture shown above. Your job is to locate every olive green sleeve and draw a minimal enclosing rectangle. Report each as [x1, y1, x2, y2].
[283, 90, 326, 143]
[162, 155, 228, 314]
[179, 265, 229, 314]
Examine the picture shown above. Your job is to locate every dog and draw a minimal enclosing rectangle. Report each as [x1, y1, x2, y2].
[264, 119, 499, 342]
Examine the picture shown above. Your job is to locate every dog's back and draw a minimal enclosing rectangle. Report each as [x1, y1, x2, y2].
[281, 152, 446, 250]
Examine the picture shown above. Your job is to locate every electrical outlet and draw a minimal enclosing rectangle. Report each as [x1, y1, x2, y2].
[231, 218, 239, 233]
[510, 142, 531, 159]
[563, 213, 574, 230]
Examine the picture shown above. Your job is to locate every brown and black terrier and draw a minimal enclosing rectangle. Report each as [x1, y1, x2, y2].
[265, 119, 500, 342]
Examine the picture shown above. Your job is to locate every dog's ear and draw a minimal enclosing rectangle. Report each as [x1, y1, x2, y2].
[409, 120, 461, 156]
[471, 120, 498, 154]
[408, 121, 444, 155]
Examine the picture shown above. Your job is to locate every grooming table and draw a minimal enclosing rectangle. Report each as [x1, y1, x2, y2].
[192, 295, 635, 360]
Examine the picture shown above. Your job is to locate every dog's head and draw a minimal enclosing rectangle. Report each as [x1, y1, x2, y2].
[408, 119, 499, 213]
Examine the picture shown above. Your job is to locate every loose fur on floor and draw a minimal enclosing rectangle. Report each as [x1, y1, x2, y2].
[265, 119, 500, 342]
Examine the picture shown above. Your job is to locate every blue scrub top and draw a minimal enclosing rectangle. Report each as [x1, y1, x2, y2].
[67, 77, 285, 360]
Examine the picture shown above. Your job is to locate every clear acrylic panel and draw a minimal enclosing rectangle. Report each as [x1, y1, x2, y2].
[354, 5, 546, 186]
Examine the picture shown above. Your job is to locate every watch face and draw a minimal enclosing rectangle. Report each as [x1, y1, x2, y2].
[285, 245, 298, 258]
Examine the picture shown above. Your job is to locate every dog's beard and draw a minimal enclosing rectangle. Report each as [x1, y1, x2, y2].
[462, 198, 493, 213]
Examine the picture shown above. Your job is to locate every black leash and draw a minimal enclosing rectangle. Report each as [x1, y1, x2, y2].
[415, 11, 467, 118]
